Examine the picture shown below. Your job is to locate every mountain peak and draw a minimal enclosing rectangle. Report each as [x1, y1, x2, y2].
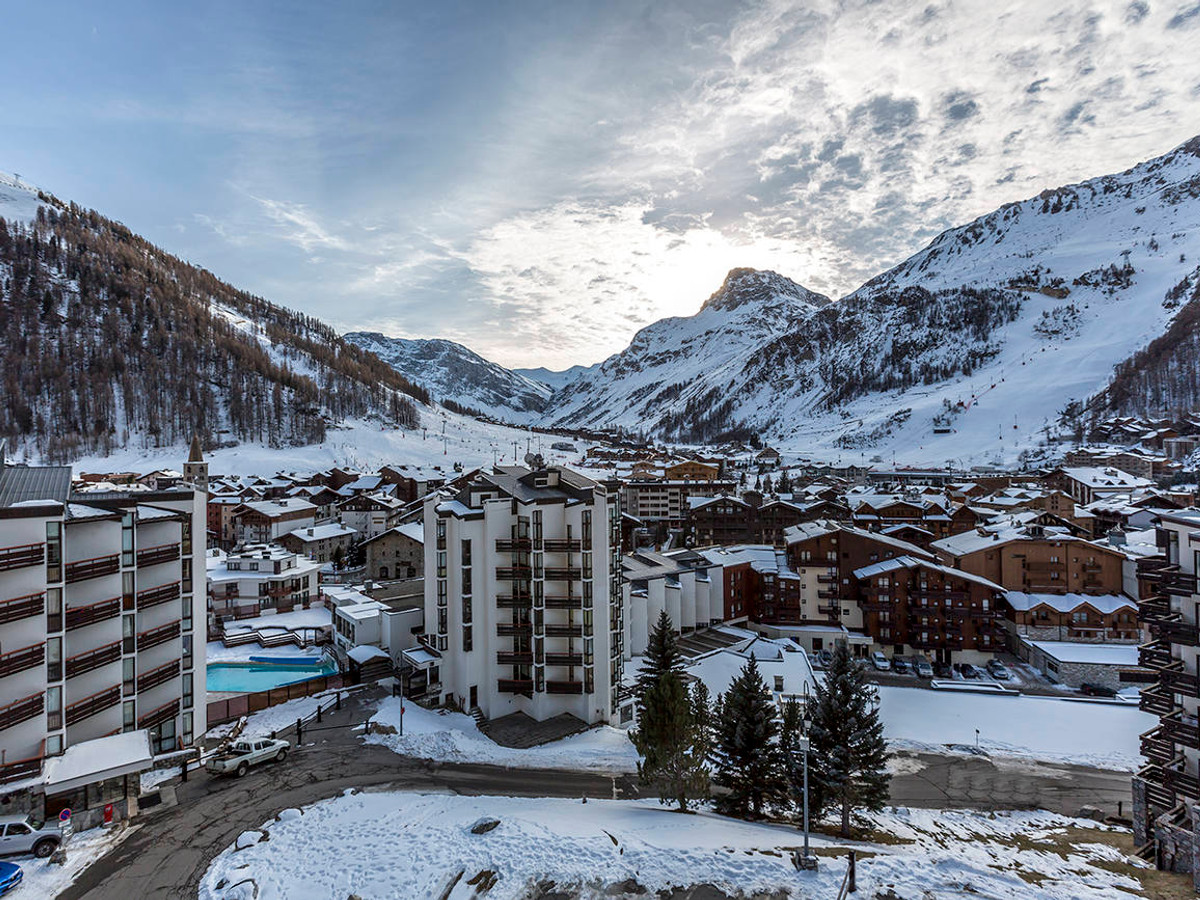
[699, 268, 830, 314]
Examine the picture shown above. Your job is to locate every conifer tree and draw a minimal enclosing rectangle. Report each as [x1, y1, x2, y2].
[690, 679, 714, 762]
[632, 671, 710, 811]
[777, 697, 821, 819]
[713, 657, 782, 819]
[808, 644, 890, 836]
[637, 610, 684, 708]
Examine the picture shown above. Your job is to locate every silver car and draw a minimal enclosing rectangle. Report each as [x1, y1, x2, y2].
[0, 815, 62, 858]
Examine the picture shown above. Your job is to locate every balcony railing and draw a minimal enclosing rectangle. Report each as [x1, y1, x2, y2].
[1162, 667, 1200, 699]
[546, 680, 583, 694]
[497, 652, 533, 666]
[1139, 595, 1171, 622]
[1165, 763, 1200, 801]
[1138, 763, 1176, 809]
[1162, 712, 1200, 750]
[137, 619, 181, 651]
[545, 652, 584, 667]
[1142, 727, 1176, 765]
[0, 542, 45, 572]
[0, 642, 44, 679]
[64, 641, 122, 679]
[1155, 619, 1200, 647]
[495, 539, 532, 552]
[496, 595, 532, 609]
[497, 623, 532, 637]
[138, 697, 180, 730]
[137, 659, 181, 694]
[65, 554, 120, 583]
[1141, 683, 1177, 717]
[0, 692, 43, 732]
[65, 597, 121, 631]
[0, 591, 45, 625]
[544, 596, 583, 610]
[542, 539, 582, 553]
[65, 685, 120, 726]
[544, 568, 583, 581]
[136, 543, 181, 568]
[817, 604, 840, 616]
[498, 678, 533, 694]
[1163, 570, 1198, 597]
[545, 624, 582, 638]
[137, 581, 181, 610]
[0, 751, 44, 785]
[1140, 639, 1174, 670]
[496, 567, 532, 580]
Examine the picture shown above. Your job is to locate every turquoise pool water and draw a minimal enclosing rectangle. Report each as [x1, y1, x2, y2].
[207, 657, 338, 693]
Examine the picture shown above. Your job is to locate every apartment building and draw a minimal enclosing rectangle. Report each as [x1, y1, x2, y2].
[361, 522, 424, 581]
[337, 492, 405, 540]
[278, 522, 357, 563]
[621, 477, 737, 532]
[232, 498, 317, 544]
[0, 457, 207, 792]
[423, 466, 622, 724]
[1133, 509, 1200, 885]
[205, 544, 321, 627]
[622, 549, 721, 656]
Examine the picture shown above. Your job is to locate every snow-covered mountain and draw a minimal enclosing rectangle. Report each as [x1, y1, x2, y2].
[549, 136, 1200, 465]
[512, 364, 597, 392]
[343, 332, 552, 422]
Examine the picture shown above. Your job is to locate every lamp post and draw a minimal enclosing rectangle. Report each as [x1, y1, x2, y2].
[795, 709, 818, 871]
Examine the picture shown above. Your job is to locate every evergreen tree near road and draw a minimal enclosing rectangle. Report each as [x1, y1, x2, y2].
[631, 671, 710, 811]
[713, 657, 782, 819]
[636, 610, 684, 709]
[807, 643, 890, 836]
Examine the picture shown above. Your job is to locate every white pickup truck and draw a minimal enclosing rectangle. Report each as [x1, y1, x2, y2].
[205, 738, 290, 777]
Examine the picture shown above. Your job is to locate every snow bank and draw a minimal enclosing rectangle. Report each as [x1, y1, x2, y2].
[364, 698, 638, 773]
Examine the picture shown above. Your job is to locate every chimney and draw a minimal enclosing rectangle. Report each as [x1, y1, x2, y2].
[1107, 527, 1127, 547]
[308, 527, 314, 536]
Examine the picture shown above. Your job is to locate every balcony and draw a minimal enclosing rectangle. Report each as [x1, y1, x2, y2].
[1139, 595, 1172, 622]
[0, 751, 44, 786]
[65, 685, 120, 726]
[544, 596, 583, 610]
[1142, 727, 1176, 765]
[545, 624, 583, 638]
[138, 697, 180, 730]
[0, 642, 45, 679]
[1164, 570, 1198, 597]
[497, 651, 533, 666]
[816, 575, 837, 584]
[1140, 639, 1175, 670]
[0, 591, 45, 625]
[495, 539, 532, 552]
[546, 680, 584, 694]
[0, 542, 44, 572]
[542, 539, 582, 553]
[136, 543, 180, 568]
[816, 604, 840, 616]
[498, 678, 533, 694]
[545, 652, 584, 667]
[137, 581, 182, 610]
[1138, 763, 1176, 809]
[496, 595, 532, 609]
[1155, 618, 1200, 647]
[497, 623, 532, 637]
[65, 554, 120, 584]
[860, 601, 893, 612]
[64, 641, 122, 679]
[137, 619, 181, 651]
[496, 567, 532, 580]
[1165, 763, 1200, 801]
[544, 568, 583, 581]
[0, 692, 43, 731]
[65, 597, 121, 631]
[1141, 683, 1177, 717]
[137, 659, 181, 694]
[817, 589, 837, 600]
[1162, 712, 1200, 749]
[1162, 667, 1200, 698]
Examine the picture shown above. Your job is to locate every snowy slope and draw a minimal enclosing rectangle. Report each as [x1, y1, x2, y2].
[511, 363, 598, 391]
[551, 136, 1200, 465]
[0, 170, 49, 225]
[344, 332, 552, 423]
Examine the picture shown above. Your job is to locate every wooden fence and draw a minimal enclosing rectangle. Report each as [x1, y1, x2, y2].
[206, 673, 347, 726]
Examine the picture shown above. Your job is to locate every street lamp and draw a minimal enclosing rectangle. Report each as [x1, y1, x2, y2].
[795, 731, 818, 871]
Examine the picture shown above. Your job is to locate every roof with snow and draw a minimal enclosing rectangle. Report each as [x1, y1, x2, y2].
[853, 556, 1005, 592]
[43, 730, 153, 793]
[1004, 591, 1135, 615]
[1023, 639, 1140, 667]
[348, 644, 389, 663]
[285, 522, 357, 542]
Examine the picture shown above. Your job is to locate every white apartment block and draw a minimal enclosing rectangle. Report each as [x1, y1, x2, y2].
[423, 466, 622, 724]
[0, 458, 207, 787]
[622, 549, 723, 657]
[206, 544, 322, 626]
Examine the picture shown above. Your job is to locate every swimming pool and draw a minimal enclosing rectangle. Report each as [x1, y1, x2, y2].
[206, 656, 339, 693]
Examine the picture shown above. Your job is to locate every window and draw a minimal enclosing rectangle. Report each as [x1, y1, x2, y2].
[462, 625, 473, 653]
[123, 658, 136, 695]
[121, 512, 135, 567]
[47, 685, 62, 730]
[46, 521, 62, 581]
[46, 636, 62, 681]
[123, 614, 136, 654]
[46, 587, 62, 631]
[181, 596, 193, 632]
[182, 634, 193, 670]
[182, 673, 194, 709]
[774, 675, 784, 691]
[182, 712, 193, 747]
[123, 571, 136, 611]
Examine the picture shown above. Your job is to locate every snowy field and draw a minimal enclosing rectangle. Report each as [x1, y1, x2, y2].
[363, 697, 639, 774]
[198, 791, 1152, 900]
[3, 823, 134, 899]
[878, 685, 1154, 771]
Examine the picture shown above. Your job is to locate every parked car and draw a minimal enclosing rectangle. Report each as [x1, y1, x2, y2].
[915, 658, 934, 678]
[0, 814, 62, 858]
[1080, 682, 1118, 698]
[0, 861, 21, 897]
[934, 662, 954, 679]
[871, 651, 891, 671]
[205, 738, 290, 777]
[892, 657, 912, 675]
[987, 660, 1012, 681]
[958, 664, 983, 679]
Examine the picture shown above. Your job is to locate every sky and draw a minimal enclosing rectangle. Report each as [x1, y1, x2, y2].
[2, 0, 1200, 369]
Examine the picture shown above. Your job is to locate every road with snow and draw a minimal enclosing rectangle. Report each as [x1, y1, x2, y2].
[62, 689, 1135, 900]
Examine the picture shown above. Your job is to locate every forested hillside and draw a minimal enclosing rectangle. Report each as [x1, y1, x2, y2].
[0, 199, 425, 462]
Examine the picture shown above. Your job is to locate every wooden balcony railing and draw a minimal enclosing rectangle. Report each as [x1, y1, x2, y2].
[1164, 571, 1198, 597]
[496, 595, 533, 609]
[64, 554, 120, 583]
[138, 697, 180, 730]
[65, 597, 121, 631]
[0, 642, 45, 679]
[137, 659, 181, 694]
[495, 539, 532, 552]
[1141, 683, 1177, 717]
[0, 692, 43, 732]
[0, 750, 44, 785]
[1140, 639, 1175, 670]
[497, 623, 532, 637]
[64, 641, 122, 679]
[64, 685, 120, 726]
[0, 591, 45, 625]
[1156, 619, 1200, 647]
[544, 653, 584, 667]
[137, 619, 181, 651]
[137, 581, 181, 610]
[497, 679, 533, 694]
[545, 624, 583, 638]
[546, 680, 583, 694]
[496, 567, 533, 580]
[544, 596, 583, 610]
[496, 652, 533, 666]
[1163, 712, 1200, 750]
[0, 542, 44, 572]
[137, 543, 181, 568]
[1162, 667, 1200, 699]
[1165, 764, 1200, 801]
[542, 539, 582, 553]
[1141, 727, 1176, 765]
[1138, 763, 1176, 809]
[544, 568, 582, 581]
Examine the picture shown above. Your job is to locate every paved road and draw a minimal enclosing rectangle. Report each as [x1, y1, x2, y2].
[62, 690, 1132, 899]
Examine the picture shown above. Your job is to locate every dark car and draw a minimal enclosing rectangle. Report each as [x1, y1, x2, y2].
[1080, 682, 1118, 697]
[934, 662, 954, 679]
[987, 660, 1012, 680]
[892, 657, 912, 675]
[0, 861, 22, 897]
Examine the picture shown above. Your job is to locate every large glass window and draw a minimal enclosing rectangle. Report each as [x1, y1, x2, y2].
[46, 587, 62, 632]
[47, 686, 62, 730]
[45, 522, 62, 582]
[46, 636, 62, 681]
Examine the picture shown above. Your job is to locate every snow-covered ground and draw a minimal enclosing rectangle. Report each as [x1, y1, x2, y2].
[198, 791, 1151, 900]
[363, 697, 639, 774]
[5, 823, 134, 900]
[878, 685, 1154, 771]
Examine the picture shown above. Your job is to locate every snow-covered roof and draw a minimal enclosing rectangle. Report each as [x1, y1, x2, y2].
[348, 644, 389, 664]
[1060, 467, 1153, 490]
[1004, 591, 1135, 615]
[1023, 639, 1140, 667]
[853, 556, 1005, 592]
[43, 730, 153, 792]
[240, 498, 317, 517]
[285, 522, 357, 542]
